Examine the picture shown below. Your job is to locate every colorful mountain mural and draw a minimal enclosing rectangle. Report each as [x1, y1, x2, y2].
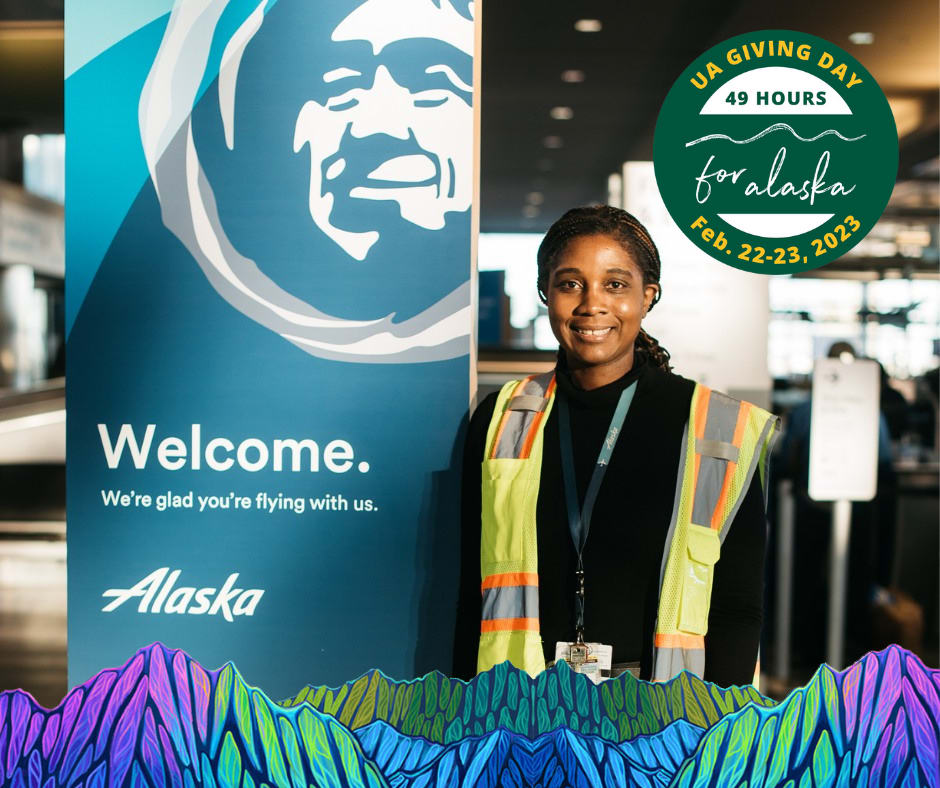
[355, 717, 704, 787]
[281, 659, 773, 743]
[0, 643, 936, 788]
[670, 646, 939, 788]
[0, 645, 386, 788]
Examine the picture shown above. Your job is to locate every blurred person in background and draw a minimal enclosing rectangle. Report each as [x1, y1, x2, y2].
[778, 341, 902, 667]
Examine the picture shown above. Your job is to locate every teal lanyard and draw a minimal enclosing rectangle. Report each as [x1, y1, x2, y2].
[557, 381, 637, 642]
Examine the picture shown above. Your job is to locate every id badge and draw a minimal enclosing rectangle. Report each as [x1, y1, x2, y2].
[554, 641, 613, 683]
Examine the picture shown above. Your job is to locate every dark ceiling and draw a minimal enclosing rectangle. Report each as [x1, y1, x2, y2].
[481, 0, 751, 231]
[0, 0, 61, 20]
[480, 0, 939, 232]
[0, 0, 937, 232]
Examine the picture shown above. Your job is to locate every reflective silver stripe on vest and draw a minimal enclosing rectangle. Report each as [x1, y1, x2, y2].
[652, 645, 705, 682]
[690, 392, 742, 528]
[481, 584, 540, 621]
[491, 372, 555, 459]
[696, 439, 739, 462]
[720, 416, 779, 544]
[508, 395, 549, 413]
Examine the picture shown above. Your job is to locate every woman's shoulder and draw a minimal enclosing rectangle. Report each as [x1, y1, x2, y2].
[471, 390, 500, 426]
[465, 390, 501, 461]
[641, 364, 697, 401]
[643, 369, 775, 426]
[625, 365, 697, 435]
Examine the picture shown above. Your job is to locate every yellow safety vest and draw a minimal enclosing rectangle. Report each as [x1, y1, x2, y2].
[477, 371, 779, 683]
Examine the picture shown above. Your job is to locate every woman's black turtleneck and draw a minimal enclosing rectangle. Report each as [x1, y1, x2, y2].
[453, 353, 767, 686]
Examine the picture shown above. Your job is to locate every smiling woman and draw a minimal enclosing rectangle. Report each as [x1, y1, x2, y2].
[539, 213, 666, 389]
[454, 206, 781, 688]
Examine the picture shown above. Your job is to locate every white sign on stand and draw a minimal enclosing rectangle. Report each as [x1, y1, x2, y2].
[808, 358, 880, 502]
[807, 356, 879, 669]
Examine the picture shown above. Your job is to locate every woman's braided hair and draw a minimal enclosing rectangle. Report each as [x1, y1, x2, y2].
[536, 205, 672, 371]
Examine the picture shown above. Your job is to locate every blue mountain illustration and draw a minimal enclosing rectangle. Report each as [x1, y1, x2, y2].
[354, 717, 703, 788]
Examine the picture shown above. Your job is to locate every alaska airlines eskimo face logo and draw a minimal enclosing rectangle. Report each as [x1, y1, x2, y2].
[654, 30, 897, 274]
[293, 1, 473, 262]
[139, 0, 474, 362]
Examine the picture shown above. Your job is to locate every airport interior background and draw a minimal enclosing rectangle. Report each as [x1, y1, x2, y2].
[0, 0, 937, 706]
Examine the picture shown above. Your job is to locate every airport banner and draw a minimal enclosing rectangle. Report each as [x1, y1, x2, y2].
[65, 0, 478, 696]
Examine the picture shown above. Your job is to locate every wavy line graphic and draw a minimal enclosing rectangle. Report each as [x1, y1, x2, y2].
[685, 123, 866, 147]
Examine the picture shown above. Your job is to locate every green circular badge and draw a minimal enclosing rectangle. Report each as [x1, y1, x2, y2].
[654, 30, 898, 274]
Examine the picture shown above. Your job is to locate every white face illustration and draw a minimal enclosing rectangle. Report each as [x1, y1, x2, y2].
[293, 0, 474, 261]
[141, 0, 475, 363]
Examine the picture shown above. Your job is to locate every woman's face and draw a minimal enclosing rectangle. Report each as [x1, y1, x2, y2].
[547, 234, 658, 379]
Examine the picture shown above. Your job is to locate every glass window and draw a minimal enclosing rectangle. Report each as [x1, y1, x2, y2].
[22, 134, 65, 205]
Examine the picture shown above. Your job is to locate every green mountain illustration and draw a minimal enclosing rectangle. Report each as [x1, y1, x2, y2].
[282, 659, 775, 743]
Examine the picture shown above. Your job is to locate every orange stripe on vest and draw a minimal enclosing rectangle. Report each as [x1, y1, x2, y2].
[488, 378, 526, 459]
[518, 376, 556, 459]
[654, 632, 705, 649]
[481, 617, 540, 633]
[481, 572, 539, 590]
[710, 401, 752, 530]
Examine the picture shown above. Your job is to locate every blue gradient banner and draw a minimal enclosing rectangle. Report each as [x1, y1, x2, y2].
[66, 0, 476, 696]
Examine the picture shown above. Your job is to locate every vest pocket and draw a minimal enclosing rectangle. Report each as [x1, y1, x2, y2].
[481, 458, 536, 566]
[678, 523, 722, 635]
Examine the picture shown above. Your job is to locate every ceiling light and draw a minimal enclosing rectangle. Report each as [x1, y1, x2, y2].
[550, 106, 574, 120]
[574, 19, 602, 33]
[561, 69, 585, 83]
[848, 32, 874, 45]
[0, 21, 63, 40]
[526, 191, 544, 205]
[522, 205, 540, 218]
[543, 135, 563, 149]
